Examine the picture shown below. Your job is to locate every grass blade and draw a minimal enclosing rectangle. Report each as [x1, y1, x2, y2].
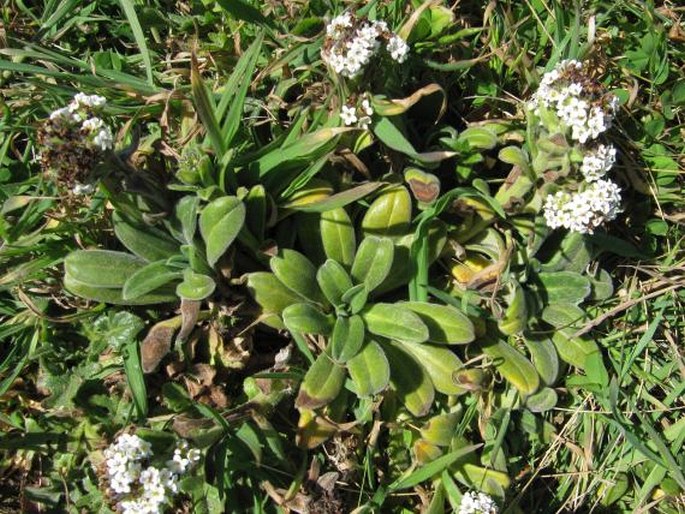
[122, 339, 148, 418]
[118, 0, 155, 86]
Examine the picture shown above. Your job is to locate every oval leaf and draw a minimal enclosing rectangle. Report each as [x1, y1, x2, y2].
[362, 303, 429, 344]
[320, 207, 356, 267]
[481, 338, 540, 396]
[295, 353, 346, 410]
[382, 341, 434, 417]
[523, 336, 559, 386]
[361, 187, 412, 239]
[271, 249, 325, 305]
[65, 250, 147, 288]
[176, 270, 216, 301]
[420, 412, 462, 447]
[123, 261, 183, 300]
[538, 271, 592, 305]
[316, 259, 353, 307]
[351, 236, 394, 292]
[199, 196, 246, 267]
[402, 302, 475, 345]
[330, 315, 366, 362]
[552, 330, 599, 371]
[402, 343, 465, 395]
[64, 274, 176, 305]
[113, 212, 179, 262]
[524, 387, 558, 413]
[175, 196, 200, 245]
[282, 303, 333, 336]
[347, 340, 390, 397]
[246, 272, 303, 315]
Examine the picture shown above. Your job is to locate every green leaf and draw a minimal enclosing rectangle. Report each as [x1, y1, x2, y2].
[481, 338, 539, 396]
[122, 339, 148, 418]
[389, 445, 481, 491]
[455, 463, 510, 497]
[123, 261, 183, 300]
[351, 236, 394, 292]
[361, 187, 412, 239]
[117, 0, 154, 86]
[175, 270, 215, 301]
[347, 340, 390, 397]
[362, 303, 429, 344]
[498, 146, 530, 172]
[270, 249, 325, 305]
[245, 185, 267, 241]
[64, 250, 147, 288]
[255, 127, 351, 178]
[420, 412, 462, 447]
[64, 274, 176, 305]
[175, 196, 200, 245]
[537, 271, 592, 305]
[402, 302, 474, 345]
[287, 182, 383, 213]
[191, 53, 225, 156]
[523, 336, 559, 386]
[282, 303, 333, 335]
[457, 127, 498, 150]
[340, 284, 368, 315]
[383, 341, 434, 417]
[552, 330, 599, 371]
[295, 352, 346, 410]
[541, 303, 585, 328]
[221, 33, 265, 149]
[113, 212, 179, 262]
[316, 259, 353, 307]
[497, 284, 528, 336]
[199, 196, 246, 267]
[246, 272, 303, 315]
[373, 117, 456, 163]
[88, 312, 145, 352]
[215, 0, 274, 28]
[330, 315, 365, 362]
[320, 207, 356, 267]
[524, 387, 558, 412]
[402, 343, 465, 395]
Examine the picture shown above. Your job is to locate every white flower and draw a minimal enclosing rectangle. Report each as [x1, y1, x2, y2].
[72, 92, 107, 109]
[528, 60, 617, 143]
[458, 491, 498, 514]
[341, 105, 358, 125]
[387, 35, 409, 63]
[326, 13, 353, 37]
[361, 98, 374, 116]
[103, 435, 199, 514]
[322, 15, 406, 78]
[580, 144, 616, 182]
[543, 179, 622, 234]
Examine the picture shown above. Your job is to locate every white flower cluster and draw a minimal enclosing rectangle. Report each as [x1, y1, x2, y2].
[322, 13, 409, 79]
[49, 93, 114, 151]
[580, 143, 617, 182]
[543, 178, 622, 234]
[103, 434, 200, 514]
[528, 60, 618, 144]
[341, 96, 374, 129]
[457, 491, 498, 514]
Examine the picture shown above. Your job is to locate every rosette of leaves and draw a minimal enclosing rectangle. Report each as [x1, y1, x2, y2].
[63, 193, 247, 305]
[247, 228, 476, 419]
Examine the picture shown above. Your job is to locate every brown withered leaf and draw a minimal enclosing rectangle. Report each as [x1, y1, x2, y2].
[177, 299, 200, 343]
[172, 415, 213, 438]
[141, 323, 176, 374]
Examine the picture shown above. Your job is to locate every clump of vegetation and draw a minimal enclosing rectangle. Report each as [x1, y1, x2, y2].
[0, 1, 683, 513]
